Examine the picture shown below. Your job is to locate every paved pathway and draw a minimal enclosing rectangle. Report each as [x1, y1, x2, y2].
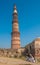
[0, 57, 40, 65]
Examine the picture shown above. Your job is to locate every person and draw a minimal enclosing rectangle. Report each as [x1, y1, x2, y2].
[26, 54, 35, 63]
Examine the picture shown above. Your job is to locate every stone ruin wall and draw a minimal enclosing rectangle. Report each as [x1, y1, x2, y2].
[0, 49, 20, 57]
[0, 48, 25, 58]
[35, 40, 40, 57]
[25, 42, 35, 57]
[25, 39, 40, 58]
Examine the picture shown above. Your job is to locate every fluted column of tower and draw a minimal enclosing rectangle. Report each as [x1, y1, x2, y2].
[11, 5, 20, 50]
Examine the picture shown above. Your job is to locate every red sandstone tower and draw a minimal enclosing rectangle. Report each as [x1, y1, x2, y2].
[11, 5, 20, 50]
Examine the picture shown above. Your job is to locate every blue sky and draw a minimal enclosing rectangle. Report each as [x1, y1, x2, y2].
[0, 0, 40, 48]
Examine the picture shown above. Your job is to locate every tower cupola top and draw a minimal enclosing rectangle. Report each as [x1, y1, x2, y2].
[13, 5, 17, 13]
[14, 5, 16, 9]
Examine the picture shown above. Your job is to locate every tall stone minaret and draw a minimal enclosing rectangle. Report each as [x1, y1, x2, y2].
[11, 5, 20, 50]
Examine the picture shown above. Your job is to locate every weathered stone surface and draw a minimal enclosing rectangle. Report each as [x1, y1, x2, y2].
[25, 38, 40, 58]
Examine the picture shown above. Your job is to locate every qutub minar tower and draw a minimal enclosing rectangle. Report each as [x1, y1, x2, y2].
[11, 5, 20, 50]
